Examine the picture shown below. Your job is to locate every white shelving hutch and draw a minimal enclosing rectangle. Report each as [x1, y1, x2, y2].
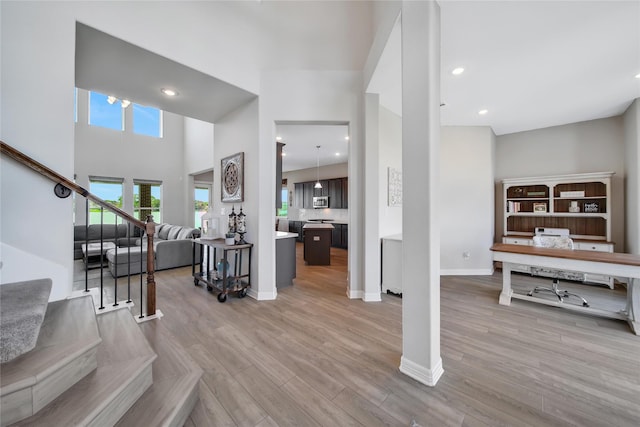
[501, 171, 614, 287]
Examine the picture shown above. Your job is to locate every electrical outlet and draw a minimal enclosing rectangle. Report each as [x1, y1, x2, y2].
[463, 251, 471, 259]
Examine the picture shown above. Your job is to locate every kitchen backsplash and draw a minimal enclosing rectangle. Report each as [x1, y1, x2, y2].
[286, 207, 349, 223]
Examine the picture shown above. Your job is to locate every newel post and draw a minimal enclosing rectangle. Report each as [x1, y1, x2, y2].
[145, 216, 156, 316]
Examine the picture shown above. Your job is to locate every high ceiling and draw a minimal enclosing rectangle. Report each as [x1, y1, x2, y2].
[74, 1, 640, 172]
[75, 23, 257, 124]
[369, 1, 640, 136]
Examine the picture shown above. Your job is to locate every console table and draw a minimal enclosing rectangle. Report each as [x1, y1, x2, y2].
[192, 238, 252, 303]
[490, 243, 640, 334]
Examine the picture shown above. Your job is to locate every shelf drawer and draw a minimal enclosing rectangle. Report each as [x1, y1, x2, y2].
[574, 242, 613, 252]
[503, 237, 532, 246]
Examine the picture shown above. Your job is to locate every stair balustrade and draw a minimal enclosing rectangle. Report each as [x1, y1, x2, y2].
[1, 140, 157, 318]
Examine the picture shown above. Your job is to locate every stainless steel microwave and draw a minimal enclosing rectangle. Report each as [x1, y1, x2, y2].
[312, 196, 329, 208]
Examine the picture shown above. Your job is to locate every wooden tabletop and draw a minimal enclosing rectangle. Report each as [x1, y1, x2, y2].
[490, 243, 640, 267]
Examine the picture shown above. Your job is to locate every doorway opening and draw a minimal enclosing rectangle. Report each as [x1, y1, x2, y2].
[275, 122, 350, 293]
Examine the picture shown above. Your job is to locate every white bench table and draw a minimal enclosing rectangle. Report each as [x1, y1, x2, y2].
[491, 243, 640, 335]
[81, 242, 116, 269]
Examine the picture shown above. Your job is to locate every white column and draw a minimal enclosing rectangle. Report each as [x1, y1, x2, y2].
[364, 93, 382, 301]
[399, 0, 443, 386]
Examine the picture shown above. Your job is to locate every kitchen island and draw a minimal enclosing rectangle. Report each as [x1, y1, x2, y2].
[276, 231, 298, 288]
[302, 223, 334, 265]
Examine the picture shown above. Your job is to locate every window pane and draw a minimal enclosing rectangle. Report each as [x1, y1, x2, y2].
[133, 103, 161, 137]
[194, 187, 210, 229]
[134, 182, 162, 223]
[89, 180, 123, 224]
[89, 92, 123, 131]
[278, 188, 288, 217]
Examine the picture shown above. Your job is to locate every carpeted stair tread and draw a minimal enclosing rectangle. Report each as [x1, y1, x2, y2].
[11, 307, 157, 427]
[0, 279, 52, 364]
[115, 320, 203, 427]
[1, 295, 102, 426]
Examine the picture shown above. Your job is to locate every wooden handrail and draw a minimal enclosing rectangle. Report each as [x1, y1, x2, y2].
[1, 140, 145, 229]
[2, 140, 156, 316]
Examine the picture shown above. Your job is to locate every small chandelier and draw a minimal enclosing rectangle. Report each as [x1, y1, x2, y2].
[314, 145, 322, 189]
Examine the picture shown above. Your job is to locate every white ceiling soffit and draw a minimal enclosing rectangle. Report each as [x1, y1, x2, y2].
[75, 23, 257, 124]
[276, 124, 349, 173]
[368, 1, 640, 136]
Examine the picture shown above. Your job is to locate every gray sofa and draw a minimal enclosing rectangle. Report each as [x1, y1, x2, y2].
[105, 223, 201, 277]
[73, 224, 132, 260]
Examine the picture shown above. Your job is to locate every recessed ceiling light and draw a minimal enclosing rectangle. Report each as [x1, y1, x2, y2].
[478, 109, 488, 115]
[335, 152, 340, 156]
[635, 73, 640, 79]
[345, 136, 349, 141]
[161, 88, 178, 96]
[452, 67, 465, 76]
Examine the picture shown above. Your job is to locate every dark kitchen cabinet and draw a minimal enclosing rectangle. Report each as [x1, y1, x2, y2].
[293, 177, 348, 209]
[313, 180, 329, 197]
[331, 223, 348, 249]
[288, 221, 304, 242]
[294, 183, 304, 208]
[341, 178, 348, 209]
[303, 182, 314, 210]
[328, 179, 342, 209]
[328, 178, 348, 209]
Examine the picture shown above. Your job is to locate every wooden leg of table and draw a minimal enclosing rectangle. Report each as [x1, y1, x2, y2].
[627, 278, 639, 335]
[499, 263, 513, 306]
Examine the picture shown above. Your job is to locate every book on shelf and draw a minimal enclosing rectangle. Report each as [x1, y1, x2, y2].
[507, 201, 521, 213]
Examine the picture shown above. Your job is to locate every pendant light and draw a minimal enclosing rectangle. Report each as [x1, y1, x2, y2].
[314, 145, 322, 189]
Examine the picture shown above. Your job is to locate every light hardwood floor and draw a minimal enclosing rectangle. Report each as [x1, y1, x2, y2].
[75, 244, 640, 426]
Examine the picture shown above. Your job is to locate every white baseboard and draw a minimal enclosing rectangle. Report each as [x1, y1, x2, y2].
[252, 288, 277, 301]
[399, 356, 444, 387]
[363, 292, 382, 302]
[347, 288, 363, 299]
[135, 309, 164, 323]
[441, 268, 494, 276]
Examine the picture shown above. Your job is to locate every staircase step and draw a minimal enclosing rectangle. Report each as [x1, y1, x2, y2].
[1, 295, 101, 426]
[11, 307, 157, 427]
[115, 321, 203, 427]
[0, 278, 52, 363]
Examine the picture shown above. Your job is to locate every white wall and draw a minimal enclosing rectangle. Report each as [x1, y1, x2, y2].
[378, 106, 403, 238]
[495, 116, 626, 249]
[184, 117, 215, 227]
[74, 89, 186, 226]
[1, 2, 76, 299]
[624, 100, 640, 254]
[184, 117, 214, 176]
[213, 99, 259, 292]
[440, 127, 496, 275]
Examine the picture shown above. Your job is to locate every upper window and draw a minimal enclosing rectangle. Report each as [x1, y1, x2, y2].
[134, 180, 162, 223]
[88, 91, 123, 131]
[89, 177, 124, 224]
[133, 103, 162, 138]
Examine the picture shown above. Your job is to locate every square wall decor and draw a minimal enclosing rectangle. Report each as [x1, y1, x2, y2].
[221, 152, 244, 202]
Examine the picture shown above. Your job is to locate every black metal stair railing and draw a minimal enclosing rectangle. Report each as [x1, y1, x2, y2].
[1, 140, 157, 318]
[82, 199, 151, 318]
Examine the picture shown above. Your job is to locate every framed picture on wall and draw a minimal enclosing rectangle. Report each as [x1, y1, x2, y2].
[221, 152, 244, 202]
